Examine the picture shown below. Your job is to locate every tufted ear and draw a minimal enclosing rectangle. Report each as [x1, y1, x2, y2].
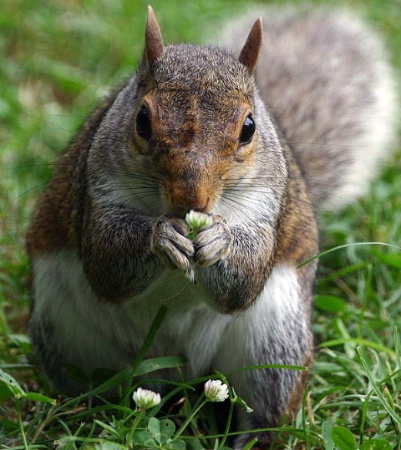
[144, 5, 164, 66]
[238, 18, 263, 74]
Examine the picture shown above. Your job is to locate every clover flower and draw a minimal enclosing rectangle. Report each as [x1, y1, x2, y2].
[185, 210, 213, 239]
[133, 387, 161, 410]
[204, 379, 229, 402]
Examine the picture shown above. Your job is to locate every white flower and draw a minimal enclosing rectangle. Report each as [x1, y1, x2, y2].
[185, 210, 213, 239]
[132, 387, 161, 410]
[204, 379, 229, 402]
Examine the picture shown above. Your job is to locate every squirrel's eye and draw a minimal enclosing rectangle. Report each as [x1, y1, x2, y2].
[239, 114, 255, 144]
[136, 105, 152, 141]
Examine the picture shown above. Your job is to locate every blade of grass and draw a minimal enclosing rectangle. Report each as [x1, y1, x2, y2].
[298, 242, 401, 269]
[357, 347, 401, 427]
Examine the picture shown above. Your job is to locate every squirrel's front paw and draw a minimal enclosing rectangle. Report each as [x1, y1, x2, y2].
[151, 217, 194, 275]
[194, 215, 233, 267]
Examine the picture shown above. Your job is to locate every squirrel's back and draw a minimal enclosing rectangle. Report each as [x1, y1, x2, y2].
[219, 7, 398, 209]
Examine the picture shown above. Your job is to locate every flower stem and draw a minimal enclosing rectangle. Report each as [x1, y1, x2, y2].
[174, 398, 208, 440]
[127, 410, 145, 444]
[15, 398, 29, 450]
[219, 398, 235, 448]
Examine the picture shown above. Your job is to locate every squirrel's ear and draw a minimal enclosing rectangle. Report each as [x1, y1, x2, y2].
[238, 18, 263, 74]
[144, 5, 164, 66]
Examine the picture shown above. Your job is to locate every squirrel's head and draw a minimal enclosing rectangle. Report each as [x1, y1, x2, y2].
[101, 7, 285, 219]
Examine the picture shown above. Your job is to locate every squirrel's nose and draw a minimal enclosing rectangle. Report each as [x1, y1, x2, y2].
[165, 186, 210, 216]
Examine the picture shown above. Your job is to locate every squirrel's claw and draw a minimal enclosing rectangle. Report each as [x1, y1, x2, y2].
[193, 216, 232, 267]
[151, 216, 194, 273]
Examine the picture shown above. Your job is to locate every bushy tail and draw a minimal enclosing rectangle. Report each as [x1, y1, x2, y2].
[218, 6, 398, 210]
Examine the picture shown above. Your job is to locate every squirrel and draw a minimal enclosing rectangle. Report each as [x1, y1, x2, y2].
[27, 5, 397, 449]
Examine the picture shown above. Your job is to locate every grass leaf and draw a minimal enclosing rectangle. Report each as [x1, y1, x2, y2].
[322, 420, 334, 450]
[360, 439, 392, 450]
[0, 368, 25, 399]
[330, 426, 357, 450]
[357, 347, 401, 426]
[315, 295, 347, 313]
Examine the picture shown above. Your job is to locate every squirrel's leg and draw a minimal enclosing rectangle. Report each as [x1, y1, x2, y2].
[214, 264, 313, 449]
[80, 203, 165, 301]
[195, 219, 277, 313]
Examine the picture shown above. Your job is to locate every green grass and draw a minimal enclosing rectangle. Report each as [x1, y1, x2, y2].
[1, 0, 401, 448]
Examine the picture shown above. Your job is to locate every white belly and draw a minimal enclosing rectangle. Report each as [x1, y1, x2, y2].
[30, 249, 304, 381]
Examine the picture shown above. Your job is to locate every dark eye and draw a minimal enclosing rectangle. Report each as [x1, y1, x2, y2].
[136, 105, 152, 141]
[239, 114, 255, 144]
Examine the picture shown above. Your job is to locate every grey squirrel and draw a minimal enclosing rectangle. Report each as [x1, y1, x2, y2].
[27, 5, 397, 449]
